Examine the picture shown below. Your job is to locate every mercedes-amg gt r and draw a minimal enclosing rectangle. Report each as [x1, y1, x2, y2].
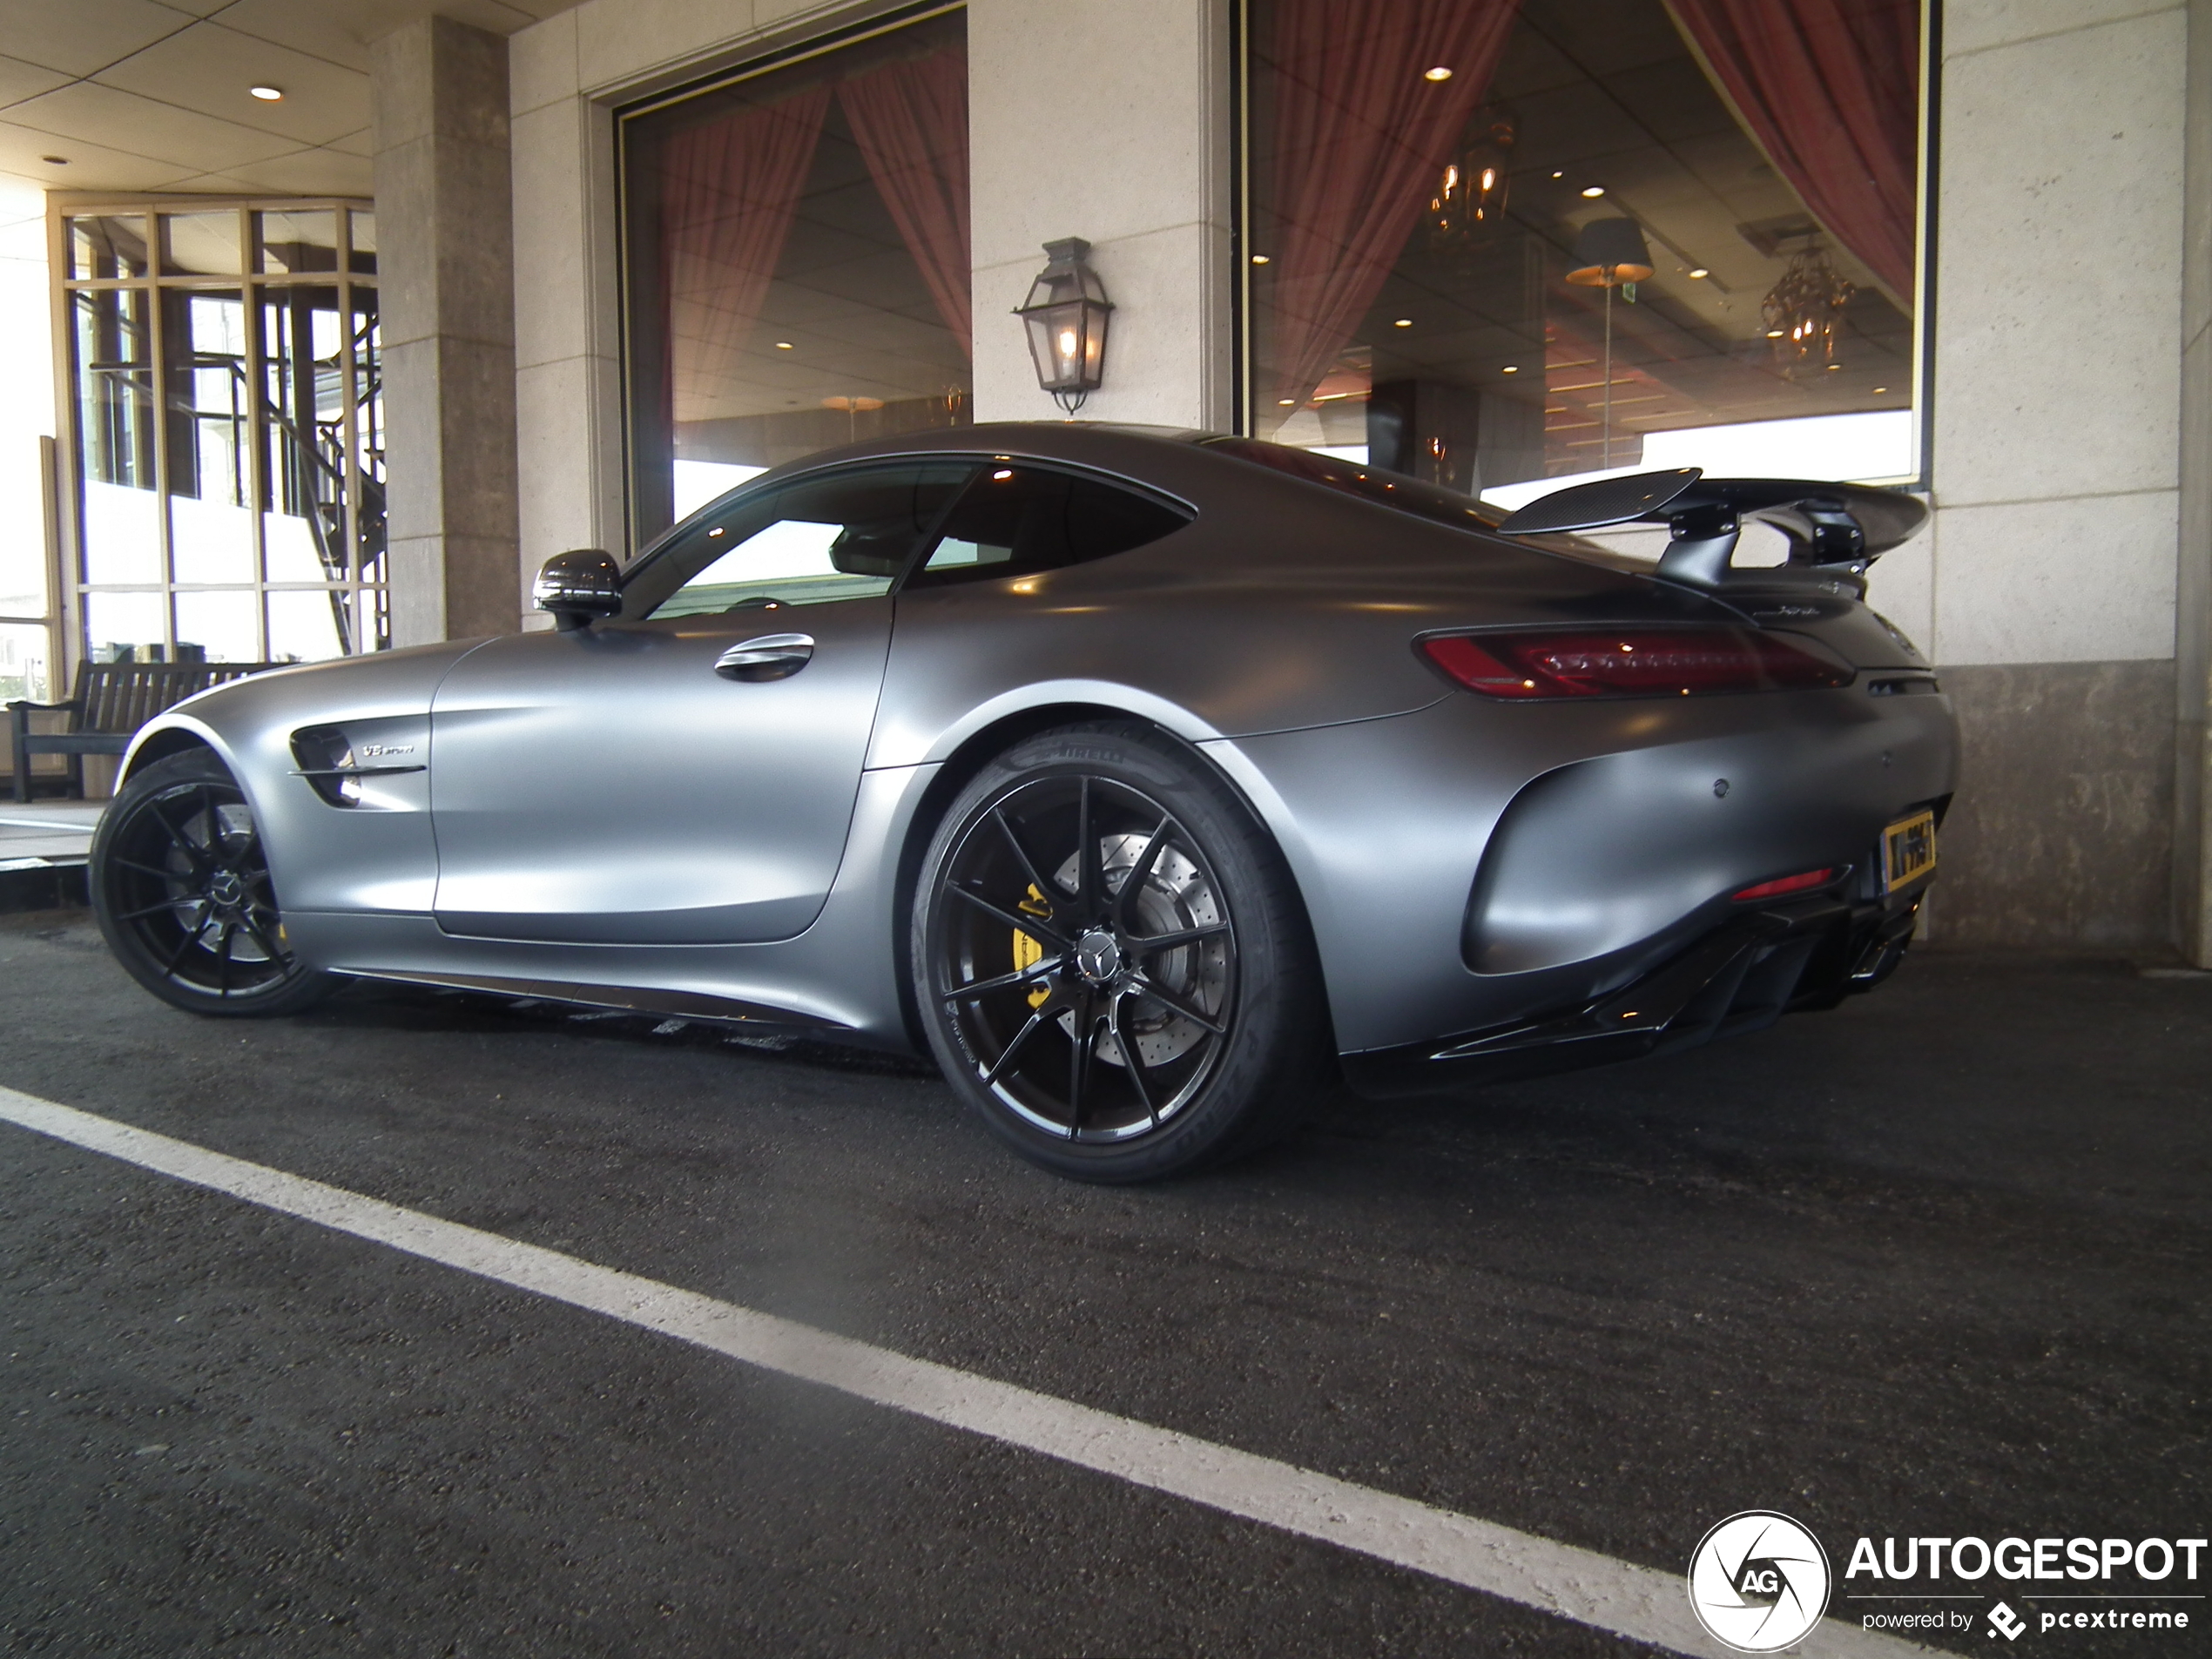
[91, 424, 1954, 1181]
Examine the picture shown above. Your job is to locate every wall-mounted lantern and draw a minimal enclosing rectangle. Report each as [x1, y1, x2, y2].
[1015, 238, 1113, 415]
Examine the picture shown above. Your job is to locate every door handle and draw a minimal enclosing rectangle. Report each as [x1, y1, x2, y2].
[714, 632, 815, 681]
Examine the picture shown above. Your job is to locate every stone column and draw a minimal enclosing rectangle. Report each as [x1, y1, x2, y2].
[371, 17, 522, 646]
[2178, 0, 2212, 962]
[967, 0, 1234, 428]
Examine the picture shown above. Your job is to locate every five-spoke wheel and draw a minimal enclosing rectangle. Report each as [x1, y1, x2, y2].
[91, 748, 334, 1016]
[914, 725, 1326, 1181]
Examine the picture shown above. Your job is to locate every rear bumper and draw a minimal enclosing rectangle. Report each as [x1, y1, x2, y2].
[1339, 877, 1927, 1100]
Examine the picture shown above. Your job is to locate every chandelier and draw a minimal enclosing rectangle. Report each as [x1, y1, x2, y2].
[1430, 115, 1515, 251]
[1762, 242, 1855, 376]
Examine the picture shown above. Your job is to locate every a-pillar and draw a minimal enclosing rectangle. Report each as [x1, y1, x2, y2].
[370, 16, 521, 646]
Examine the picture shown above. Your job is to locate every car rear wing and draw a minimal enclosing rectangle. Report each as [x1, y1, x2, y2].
[1495, 469, 1927, 589]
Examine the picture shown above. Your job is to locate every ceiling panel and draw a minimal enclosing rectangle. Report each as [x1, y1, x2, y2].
[96, 22, 371, 146]
[0, 118, 195, 193]
[0, 0, 194, 78]
[0, 54, 71, 105]
[9, 79, 299, 174]
[173, 145, 375, 198]
[207, 0, 551, 71]
[1, 0, 585, 200]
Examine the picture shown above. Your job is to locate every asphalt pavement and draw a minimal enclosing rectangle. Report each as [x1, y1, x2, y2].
[1, 906, 2207, 1656]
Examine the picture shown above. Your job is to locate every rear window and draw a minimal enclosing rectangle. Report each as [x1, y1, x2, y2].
[1199, 436, 1501, 533]
[1197, 435, 1640, 571]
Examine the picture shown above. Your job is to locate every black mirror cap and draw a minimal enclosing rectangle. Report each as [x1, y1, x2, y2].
[534, 549, 623, 631]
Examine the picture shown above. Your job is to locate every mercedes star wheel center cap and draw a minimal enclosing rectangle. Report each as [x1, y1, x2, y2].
[1074, 929, 1123, 985]
[208, 870, 245, 908]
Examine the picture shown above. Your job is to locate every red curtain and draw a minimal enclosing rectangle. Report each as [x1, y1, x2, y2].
[660, 87, 831, 418]
[840, 48, 973, 359]
[1264, 0, 1521, 409]
[1665, 0, 1919, 301]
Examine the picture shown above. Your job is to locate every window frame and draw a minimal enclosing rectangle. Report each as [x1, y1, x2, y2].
[44, 193, 382, 673]
[1226, 0, 1943, 492]
[610, 0, 971, 557]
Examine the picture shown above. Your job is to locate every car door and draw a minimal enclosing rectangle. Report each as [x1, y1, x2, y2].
[428, 460, 974, 943]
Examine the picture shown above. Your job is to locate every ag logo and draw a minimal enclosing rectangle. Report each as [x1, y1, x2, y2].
[1687, 1510, 1832, 1652]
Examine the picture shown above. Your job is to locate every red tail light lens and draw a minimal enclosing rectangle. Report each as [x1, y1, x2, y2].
[1732, 867, 1842, 901]
[1420, 628, 1853, 699]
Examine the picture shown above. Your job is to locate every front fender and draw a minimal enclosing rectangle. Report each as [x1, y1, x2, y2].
[117, 642, 490, 923]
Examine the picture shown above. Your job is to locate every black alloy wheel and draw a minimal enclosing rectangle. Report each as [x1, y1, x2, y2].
[914, 724, 1328, 1182]
[91, 747, 335, 1017]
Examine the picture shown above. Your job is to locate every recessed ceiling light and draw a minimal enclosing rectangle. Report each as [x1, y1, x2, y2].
[1423, 66, 1453, 81]
[774, 341, 793, 349]
[1766, 328, 1785, 338]
[1393, 318, 1413, 327]
[1688, 267, 1710, 279]
[1871, 385, 1889, 394]
[1826, 362, 1842, 371]
[249, 84, 284, 100]
[1278, 398, 1297, 407]
[1501, 365, 1520, 374]
[1550, 171, 1564, 179]
[1580, 185, 1605, 199]
[39, 154, 67, 165]
[1251, 253, 1270, 265]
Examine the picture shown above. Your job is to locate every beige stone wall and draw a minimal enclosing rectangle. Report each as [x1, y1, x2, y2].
[965, 0, 1231, 428]
[1881, 0, 2192, 948]
[2175, 0, 2212, 961]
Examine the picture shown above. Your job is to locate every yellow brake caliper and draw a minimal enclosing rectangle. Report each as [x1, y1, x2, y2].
[1013, 883, 1053, 1008]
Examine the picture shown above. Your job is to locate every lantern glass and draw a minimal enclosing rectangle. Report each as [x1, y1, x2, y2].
[1015, 238, 1113, 411]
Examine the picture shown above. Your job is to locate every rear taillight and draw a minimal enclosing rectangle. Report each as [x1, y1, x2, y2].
[1732, 867, 1843, 901]
[1420, 628, 1852, 699]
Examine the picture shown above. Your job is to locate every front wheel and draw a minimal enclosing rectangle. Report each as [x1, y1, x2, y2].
[913, 724, 1330, 1182]
[91, 747, 337, 1017]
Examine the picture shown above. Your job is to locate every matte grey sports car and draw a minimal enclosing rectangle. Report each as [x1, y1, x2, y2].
[91, 424, 1954, 1181]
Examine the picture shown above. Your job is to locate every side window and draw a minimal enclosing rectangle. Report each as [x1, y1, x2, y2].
[907, 465, 1191, 588]
[626, 462, 974, 621]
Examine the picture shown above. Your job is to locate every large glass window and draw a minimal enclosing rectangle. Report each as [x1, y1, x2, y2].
[1239, 0, 1925, 503]
[619, 7, 971, 546]
[55, 199, 381, 666]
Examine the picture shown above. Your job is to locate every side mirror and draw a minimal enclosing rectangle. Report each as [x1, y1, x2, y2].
[534, 549, 623, 631]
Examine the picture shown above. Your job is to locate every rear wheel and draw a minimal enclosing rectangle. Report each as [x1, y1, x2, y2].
[91, 747, 336, 1017]
[914, 724, 1329, 1182]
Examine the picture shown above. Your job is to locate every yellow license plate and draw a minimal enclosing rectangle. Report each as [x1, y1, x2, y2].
[1883, 808, 1937, 892]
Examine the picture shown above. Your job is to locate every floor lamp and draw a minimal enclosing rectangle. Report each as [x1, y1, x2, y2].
[1566, 219, 1654, 471]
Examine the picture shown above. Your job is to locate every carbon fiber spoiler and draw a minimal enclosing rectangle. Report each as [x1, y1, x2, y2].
[1496, 469, 1927, 589]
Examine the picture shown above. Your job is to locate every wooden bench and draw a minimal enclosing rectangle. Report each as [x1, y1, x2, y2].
[9, 660, 278, 801]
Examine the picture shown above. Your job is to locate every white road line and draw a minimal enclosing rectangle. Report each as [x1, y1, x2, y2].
[0, 1084, 1941, 1659]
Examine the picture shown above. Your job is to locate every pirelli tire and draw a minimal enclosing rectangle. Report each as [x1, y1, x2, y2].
[914, 722, 1332, 1182]
[91, 746, 338, 1018]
